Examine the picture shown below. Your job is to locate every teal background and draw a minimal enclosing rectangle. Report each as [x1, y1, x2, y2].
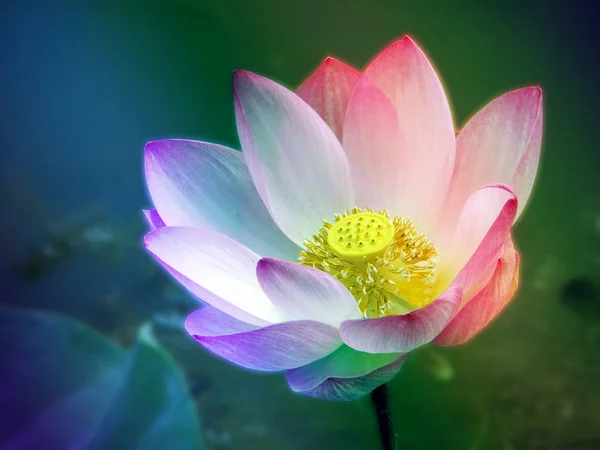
[1, 0, 599, 448]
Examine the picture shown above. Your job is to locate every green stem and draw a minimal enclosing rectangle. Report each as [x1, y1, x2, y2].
[370, 384, 398, 450]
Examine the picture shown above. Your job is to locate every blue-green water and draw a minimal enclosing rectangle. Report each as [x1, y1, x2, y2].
[1, 1, 599, 448]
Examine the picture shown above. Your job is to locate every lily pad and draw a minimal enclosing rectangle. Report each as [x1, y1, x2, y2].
[0, 308, 203, 450]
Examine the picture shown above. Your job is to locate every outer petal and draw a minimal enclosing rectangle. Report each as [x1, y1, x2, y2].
[296, 57, 360, 141]
[144, 226, 285, 326]
[234, 70, 353, 246]
[256, 258, 362, 328]
[142, 209, 165, 231]
[442, 87, 543, 223]
[452, 184, 518, 298]
[143, 210, 210, 307]
[145, 139, 299, 260]
[339, 286, 462, 354]
[356, 36, 455, 227]
[342, 77, 408, 214]
[286, 345, 406, 401]
[450, 184, 518, 270]
[185, 306, 258, 336]
[186, 308, 341, 371]
[434, 237, 519, 346]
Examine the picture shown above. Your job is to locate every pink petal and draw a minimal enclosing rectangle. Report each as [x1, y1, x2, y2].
[296, 57, 360, 141]
[451, 184, 517, 268]
[188, 313, 342, 371]
[145, 139, 299, 260]
[339, 286, 462, 354]
[342, 77, 409, 215]
[256, 258, 362, 328]
[286, 345, 405, 401]
[442, 87, 543, 223]
[354, 36, 455, 227]
[142, 209, 165, 231]
[234, 70, 353, 246]
[435, 237, 519, 346]
[452, 184, 518, 298]
[144, 226, 285, 325]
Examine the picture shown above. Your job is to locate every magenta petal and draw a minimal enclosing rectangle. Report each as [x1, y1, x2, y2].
[142, 209, 165, 231]
[256, 258, 362, 327]
[435, 237, 519, 346]
[296, 57, 360, 140]
[189, 319, 342, 371]
[453, 185, 518, 297]
[285, 345, 405, 401]
[339, 286, 463, 354]
[185, 306, 258, 337]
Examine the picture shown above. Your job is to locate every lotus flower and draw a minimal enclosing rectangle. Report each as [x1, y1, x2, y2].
[143, 36, 542, 401]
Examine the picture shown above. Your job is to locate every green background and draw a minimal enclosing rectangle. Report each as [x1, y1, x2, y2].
[1, 0, 599, 448]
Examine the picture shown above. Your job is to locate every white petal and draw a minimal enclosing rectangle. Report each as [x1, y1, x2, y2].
[234, 70, 354, 246]
[145, 139, 300, 260]
[256, 258, 362, 328]
[144, 226, 286, 325]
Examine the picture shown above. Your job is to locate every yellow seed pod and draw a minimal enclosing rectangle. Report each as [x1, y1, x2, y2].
[327, 212, 394, 262]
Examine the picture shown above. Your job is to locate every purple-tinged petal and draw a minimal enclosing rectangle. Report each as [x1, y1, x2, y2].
[287, 346, 407, 401]
[296, 57, 360, 140]
[145, 139, 300, 261]
[256, 258, 362, 328]
[297, 357, 406, 401]
[234, 70, 353, 246]
[442, 87, 543, 223]
[185, 306, 258, 336]
[144, 226, 285, 326]
[189, 319, 342, 371]
[142, 209, 165, 231]
[339, 286, 462, 354]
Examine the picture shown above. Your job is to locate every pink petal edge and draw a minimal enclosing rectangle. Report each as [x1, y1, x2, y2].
[435, 236, 519, 346]
[339, 285, 463, 354]
[296, 57, 360, 141]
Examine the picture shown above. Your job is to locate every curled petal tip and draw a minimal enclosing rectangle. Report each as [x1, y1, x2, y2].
[255, 256, 275, 273]
[232, 69, 261, 86]
[142, 231, 153, 249]
[144, 140, 162, 155]
[321, 56, 349, 68]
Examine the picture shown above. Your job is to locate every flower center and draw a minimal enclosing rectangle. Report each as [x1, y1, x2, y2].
[299, 208, 443, 318]
[327, 212, 395, 263]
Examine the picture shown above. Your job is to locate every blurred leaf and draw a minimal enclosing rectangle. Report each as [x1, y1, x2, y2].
[0, 308, 203, 450]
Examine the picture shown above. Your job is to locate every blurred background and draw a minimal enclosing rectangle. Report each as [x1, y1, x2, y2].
[1, 0, 600, 449]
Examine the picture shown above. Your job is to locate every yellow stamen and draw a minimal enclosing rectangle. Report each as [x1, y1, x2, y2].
[299, 207, 443, 318]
